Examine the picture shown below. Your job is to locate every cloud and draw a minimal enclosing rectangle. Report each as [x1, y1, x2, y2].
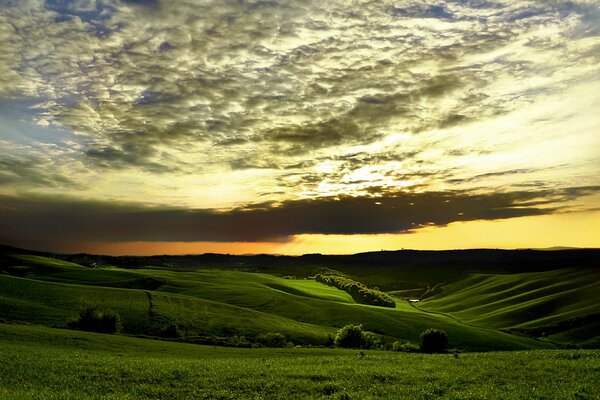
[2, 186, 599, 249]
[84, 143, 175, 173]
[0, 155, 81, 189]
[0, 0, 598, 214]
[121, 0, 158, 7]
[446, 168, 536, 184]
[391, 4, 455, 20]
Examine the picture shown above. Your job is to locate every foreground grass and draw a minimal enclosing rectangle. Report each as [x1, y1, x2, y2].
[0, 324, 598, 400]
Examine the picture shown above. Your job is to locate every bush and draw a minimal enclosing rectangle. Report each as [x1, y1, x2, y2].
[229, 335, 252, 348]
[420, 329, 448, 353]
[362, 331, 380, 349]
[186, 335, 251, 348]
[68, 306, 121, 334]
[256, 332, 287, 348]
[334, 324, 377, 349]
[392, 340, 420, 352]
[160, 323, 181, 338]
[325, 334, 335, 347]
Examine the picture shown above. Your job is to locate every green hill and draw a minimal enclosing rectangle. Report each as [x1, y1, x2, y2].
[0, 252, 552, 351]
[419, 268, 600, 347]
[1, 247, 598, 350]
[0, 274, 333, 344]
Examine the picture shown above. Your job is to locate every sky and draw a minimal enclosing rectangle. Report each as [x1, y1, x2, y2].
[0, 0, 599, 255]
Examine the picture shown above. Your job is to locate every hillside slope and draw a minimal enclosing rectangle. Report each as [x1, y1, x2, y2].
[0, 253, 552, 351]
[419, 268, 600, 347]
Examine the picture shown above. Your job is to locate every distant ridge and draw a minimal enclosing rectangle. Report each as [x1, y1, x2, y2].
[2, 244, 599, 275]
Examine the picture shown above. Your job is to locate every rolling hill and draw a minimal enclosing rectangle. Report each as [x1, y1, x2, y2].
[418, 268, 600, 347]
[1, 246, 598, 350]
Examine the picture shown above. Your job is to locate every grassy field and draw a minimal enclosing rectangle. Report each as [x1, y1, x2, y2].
[0, 323, 598, 400]
[1, 249, 599, 399]
[0, 254, 555, 350]
[419, 268, 600, 347]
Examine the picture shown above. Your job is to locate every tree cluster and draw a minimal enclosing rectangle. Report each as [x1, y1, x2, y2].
[315, 274, 396, 308]
[334, 324, 377, 349]
[335, 325, 449, 353]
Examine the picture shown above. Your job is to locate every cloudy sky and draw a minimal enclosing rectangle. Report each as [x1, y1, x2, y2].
[0, 0, 599, 254]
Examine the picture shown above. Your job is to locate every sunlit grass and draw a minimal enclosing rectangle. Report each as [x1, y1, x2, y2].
[0, 324, 598, 400]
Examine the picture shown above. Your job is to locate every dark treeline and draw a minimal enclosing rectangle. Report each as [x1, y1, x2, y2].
[5, 245, 598, 274]
[315, 274, 396, 308]
[4, 244, 599, 271]
[2, 245, 600, 291]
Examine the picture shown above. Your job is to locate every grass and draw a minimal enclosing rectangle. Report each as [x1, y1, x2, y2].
[1, 250, 599, 398]
[419, 268, 600, 347]
[0, 275, 334, 343]
[0, 323, 598, 400]
[140, 269, 550, 350]
[0, 256, 553, 351]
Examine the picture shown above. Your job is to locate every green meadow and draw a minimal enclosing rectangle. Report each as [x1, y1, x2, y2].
[1, 323, 599, 400]
[0, 248, 599, 398]
[418, 268, 600, 348]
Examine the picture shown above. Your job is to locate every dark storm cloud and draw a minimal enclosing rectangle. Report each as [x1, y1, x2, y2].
[438, 113, 469, 129]
[2, 186, 599, 248]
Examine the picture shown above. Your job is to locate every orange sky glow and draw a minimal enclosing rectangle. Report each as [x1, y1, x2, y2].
[65, 211, 600, 256]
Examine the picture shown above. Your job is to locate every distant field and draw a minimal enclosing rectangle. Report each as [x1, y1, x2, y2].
[0, 323, 598, 400]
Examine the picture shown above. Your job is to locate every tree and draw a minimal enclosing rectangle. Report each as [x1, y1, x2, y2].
[420, 329, 448, 353]
[334, 324, 375, 349]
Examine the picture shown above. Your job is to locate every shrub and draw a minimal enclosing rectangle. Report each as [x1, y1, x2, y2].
[68, 306, 121, 334]
[420, 329, 448, 353]
[229, 335, 251, 348]
[392, 341, 420, 352]
[325, 334, 335, 347]
[362, 331, 380, 349]
[186, 335, 251, 348]
[256, 332, 287, 348]
[160, 323, 181, 338]
[334, 324, 377, 349]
